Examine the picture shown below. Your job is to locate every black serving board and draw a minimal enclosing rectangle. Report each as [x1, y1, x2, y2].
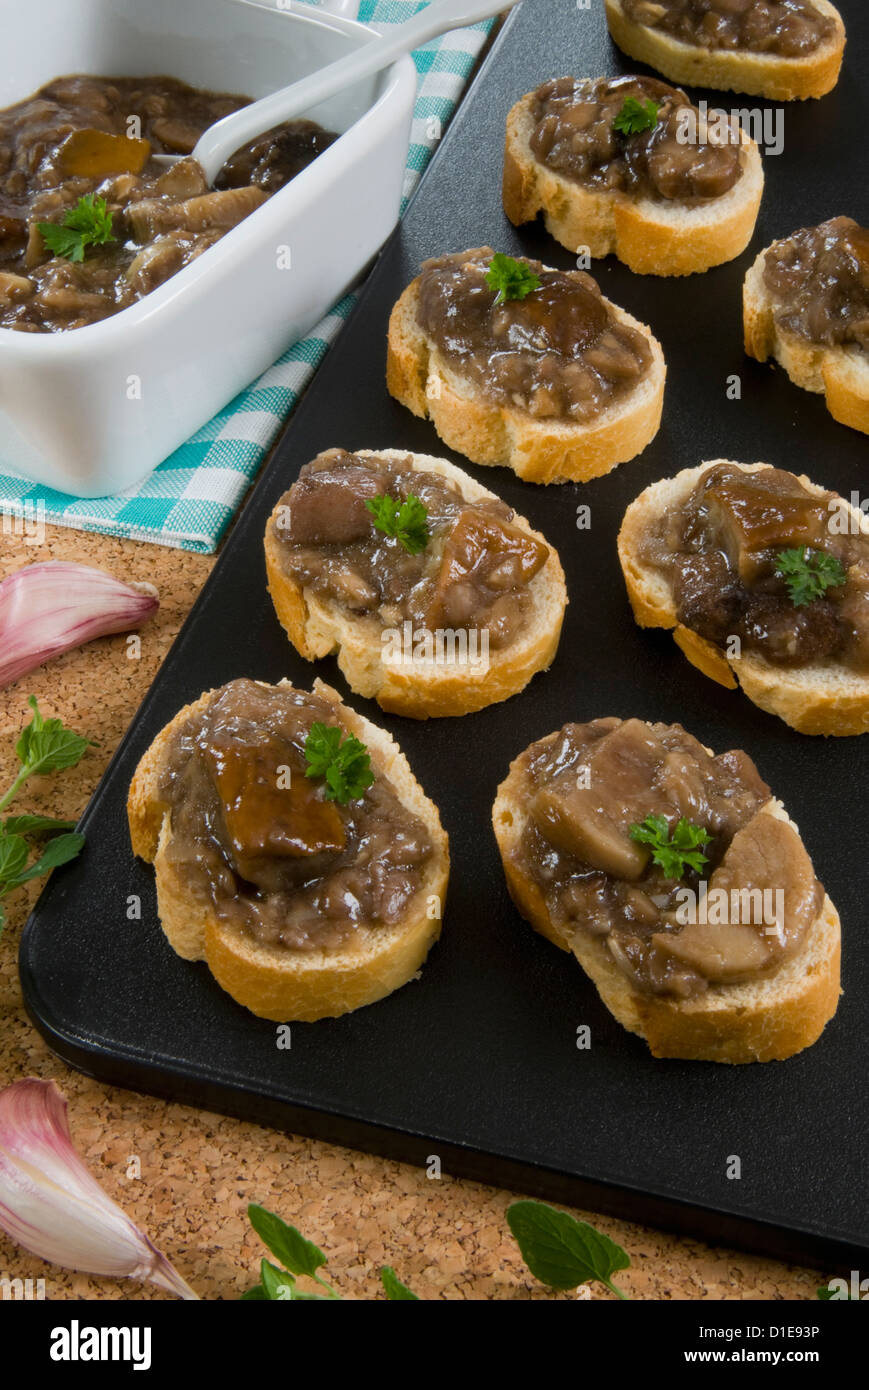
[20, 0, 869, 1269]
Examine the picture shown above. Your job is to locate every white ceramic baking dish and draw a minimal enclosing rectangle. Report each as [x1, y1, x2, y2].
[0, 0, 416, 496]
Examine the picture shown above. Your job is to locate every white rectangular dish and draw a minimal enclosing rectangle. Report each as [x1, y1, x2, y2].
[0, 0, 416, 497]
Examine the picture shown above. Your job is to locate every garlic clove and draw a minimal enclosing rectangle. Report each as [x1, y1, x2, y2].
[0, 562, 159, 689]
[0, 1079, 197, 1299]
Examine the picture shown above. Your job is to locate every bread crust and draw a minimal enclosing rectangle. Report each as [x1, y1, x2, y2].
[618, 460, 869, 736]
[744, 241, 869, 436]
[265, 450, 568, 719]
[386, 270, 665, 483]
[504, 88, 763, 275]
[492, 741, 841, 1063]
[128, 680, 450, 1021]
[605, 0, 845, 101]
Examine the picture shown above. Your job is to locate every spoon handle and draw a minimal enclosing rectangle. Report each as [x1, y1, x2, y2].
[193, 0, 519, 183]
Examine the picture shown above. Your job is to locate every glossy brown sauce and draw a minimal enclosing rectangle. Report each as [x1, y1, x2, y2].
[508, 718, 822, 998]
[271, 449, 549, 652]
[415, 249, 652, 422]
[641, 462, 869, 671]
[622, 0, 835, 58]
[528, 74, 743, 204]
[157, 679, 433, 951]
[763, 217, 869, 354]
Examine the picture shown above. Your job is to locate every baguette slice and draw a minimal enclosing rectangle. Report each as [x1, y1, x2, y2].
[266, 450, 568, 718]
[618, 460, 869, 736]
[503, 88, 763, 275]
[493, 750, 841, 1064]
[128, 678, 450, 1022]
[744, 237, 869, 436]
[605, 0, 845, 101]
[387, 270, 665, 484]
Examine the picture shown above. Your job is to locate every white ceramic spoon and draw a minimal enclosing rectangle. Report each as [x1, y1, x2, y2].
[168, 0, 520, 183]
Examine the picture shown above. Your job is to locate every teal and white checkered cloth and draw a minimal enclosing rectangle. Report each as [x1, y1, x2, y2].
[0, 1, 493, 553]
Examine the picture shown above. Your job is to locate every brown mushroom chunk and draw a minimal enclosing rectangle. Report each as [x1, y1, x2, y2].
[201, 732, 346, 887]
[652, 813, 823, 981]
[529, 720, 672, 879]
[278, 464, 382, 547]
[426, 510, 549, 631]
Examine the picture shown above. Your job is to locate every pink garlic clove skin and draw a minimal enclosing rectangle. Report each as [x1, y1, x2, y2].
[0, 562, 159, 689]
[0, 1078, 197, 1298]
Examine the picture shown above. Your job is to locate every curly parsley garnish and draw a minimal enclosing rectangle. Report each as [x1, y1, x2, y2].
[613, 96, 659, 137]
[485, 252, 541, 305]
[365, 494, 430, 555]
[304, 723, 374, 804]
[775, 546, 846, 607]
[37, 194, 115, 264]
[629, 814, 711, 881]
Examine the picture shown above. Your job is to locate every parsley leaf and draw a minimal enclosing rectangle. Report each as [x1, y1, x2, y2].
[37, 193, 115, 264]
[247, 1205, 338, 1300]
[0, 695, 90, 821]
[0, 828, 85, 938]
[0, 834, 30, 886]
[13, 696, 90, 787]
[0, 698, 88, 937]
[365, 493, 430, 555]
[2, 814, 76, 837]
[485, 252, 542, 304]
[775, 546, 847, 607]
[259, 1259, 300, 1301]
[248, 1205, 327, 1280]
[7, 832, 85, 885]
[304, 722, 374, 804]
[380, 1266, 419, 1300]
[507, 1200, 630, 1299]
[613, 96, 659, 137]
[629, 814, 711, 880]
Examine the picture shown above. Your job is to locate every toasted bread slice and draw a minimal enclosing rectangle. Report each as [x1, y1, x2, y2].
[744, 239, 869, 436]
[503, 87, 763, 275]
[493, 749, 841, 1064]
[605, 0, 845, 101]
[265, 450, 568, 719]
[128, 679, 450, 1022]
[618, 460, 869, 736]
[387, 270, 665, 484]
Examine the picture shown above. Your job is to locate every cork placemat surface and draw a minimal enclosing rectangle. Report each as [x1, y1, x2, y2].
[0, 527, 824, 1300]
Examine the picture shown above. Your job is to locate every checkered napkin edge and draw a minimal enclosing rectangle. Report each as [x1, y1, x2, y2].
[0, 1, 493, 553]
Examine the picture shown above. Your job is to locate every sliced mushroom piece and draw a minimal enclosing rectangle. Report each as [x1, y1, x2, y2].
[125, 235, 185, 295]
[153, 156, 209, 199]
[24, 221, 49, 269]
[652, 812, 823, 982]
[0, 271, 34, 304]
[35, 285, 112, 313]
[127, 184, 268, 240]
[173, 185, 269, 231]
[150, 116, 202, 154]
